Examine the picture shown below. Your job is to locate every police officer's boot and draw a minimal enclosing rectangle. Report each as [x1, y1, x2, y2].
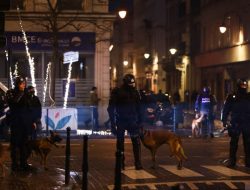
[121, 151, 125, 170]
[227, 142, 237, 168]
[117, 139, 125, 170]
[131, 137, 143, 170]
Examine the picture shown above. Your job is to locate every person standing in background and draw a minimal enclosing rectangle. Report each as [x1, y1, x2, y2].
[195, 86, 217, 138]
[85, 86, 100, 131]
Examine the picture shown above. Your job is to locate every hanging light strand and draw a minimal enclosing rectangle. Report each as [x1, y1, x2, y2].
[13, 62, 18, 77]
[63, 60, 73, 109]
[43, 62, 51, 106]
[4, 50, 8, 62]
[17, 7, 37, 95]
[9, 67, 14, 89]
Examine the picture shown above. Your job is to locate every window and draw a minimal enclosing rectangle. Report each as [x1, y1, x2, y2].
[10, 0, 24, 10]
[178, 1, 186, 18]
[60, 0, 83, 10]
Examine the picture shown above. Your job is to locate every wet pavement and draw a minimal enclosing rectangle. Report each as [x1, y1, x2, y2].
[0, 112, 225, 190]
[0, 144, 82, 190]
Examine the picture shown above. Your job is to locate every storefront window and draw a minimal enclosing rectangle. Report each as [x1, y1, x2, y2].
[10, 0, 24, 10]
[61, 54, 94, 79]
[11, 52, 42, 78]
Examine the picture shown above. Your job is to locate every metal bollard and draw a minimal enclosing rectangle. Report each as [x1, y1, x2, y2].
[82, 135, 88, 190]
[65, 127, 71, 185]
[114, 150, 122, 190]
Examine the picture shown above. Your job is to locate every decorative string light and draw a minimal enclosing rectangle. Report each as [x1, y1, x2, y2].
[76, 129, 128, 136]
[9, 67, 14, 89]
[77, 129, 112, 136]
[43, 62, 51, 106]
[4, 50, 8, 62]
[17, 7, 37, 95]
[13, 62, 18, 77]
[63, 60, 73, 109]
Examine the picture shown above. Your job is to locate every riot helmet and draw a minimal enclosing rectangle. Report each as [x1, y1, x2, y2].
[123, 74, 135, 87]
[202, 86, 210, 95]
[237, 78, 248, 94]
[14, 76, 25, 88]
[27, 85, 35, 96]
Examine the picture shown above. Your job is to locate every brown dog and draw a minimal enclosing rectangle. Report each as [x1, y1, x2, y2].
[140, 128, 187, 169]
[0, 143, 10, 177]
[191, 113, 203, 138]
[27, 130, 62, 170]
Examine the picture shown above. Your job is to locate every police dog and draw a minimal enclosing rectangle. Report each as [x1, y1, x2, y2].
[191, 113, 204, 138]
[140, 128, 187, 169]
[27, 130, 62, 170]
[0, 143, 10, 177]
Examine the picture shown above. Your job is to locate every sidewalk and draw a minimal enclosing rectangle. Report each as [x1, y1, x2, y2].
[0, 142, 82, 190]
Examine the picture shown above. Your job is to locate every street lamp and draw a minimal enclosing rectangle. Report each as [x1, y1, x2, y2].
[219, 12, 244, 44]
[144, 53, 150, 59]
[118, 10, 127, 19]
[123, 60, 128, 66]
[169, 48, 177, 55]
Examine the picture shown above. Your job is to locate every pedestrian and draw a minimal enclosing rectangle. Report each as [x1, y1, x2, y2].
[195, 86, 217, 138]
[173, 91, 181, 105]
[107, 73, 143, 170]
[6, 76, 34, 171]
[221, 78, 250, 168]
[27, 85, 42, 139]
[85, 86, 100, 131]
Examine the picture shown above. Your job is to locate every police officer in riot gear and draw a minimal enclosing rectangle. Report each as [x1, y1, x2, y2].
[222, 78, 250, 168]
[107, 74, 143, 170]
[195, 86, 217, 138]
[6, 76, 34, 171]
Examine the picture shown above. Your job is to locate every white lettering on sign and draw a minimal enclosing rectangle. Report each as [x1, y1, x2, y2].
[63, 51, 79, 64]
[11, 35, 39, 44]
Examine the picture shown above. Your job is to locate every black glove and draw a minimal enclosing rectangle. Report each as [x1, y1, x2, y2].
[222, 120, 229, 131]
[111, 123, 117, 135]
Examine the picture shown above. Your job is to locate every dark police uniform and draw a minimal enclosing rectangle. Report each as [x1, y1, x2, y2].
[6, 77, 33, 171]
[221, 79, 250, 168]
[195, 87, 217, 137]
[27, 86, 42, 139]
[107, 74, 143, 170]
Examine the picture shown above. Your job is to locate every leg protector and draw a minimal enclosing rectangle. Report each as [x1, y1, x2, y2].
[131, 136, 143, 170]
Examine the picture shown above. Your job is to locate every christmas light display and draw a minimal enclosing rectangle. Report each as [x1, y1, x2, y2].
[17, 7, 37, 95]
[43, 62, 51, 106]
[63, 60, 73, 109]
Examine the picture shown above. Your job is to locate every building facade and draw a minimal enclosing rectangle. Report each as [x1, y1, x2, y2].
[111, 0, 193, 102]
[0, 0, 115, 124]
[194, 0, 250, 106]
